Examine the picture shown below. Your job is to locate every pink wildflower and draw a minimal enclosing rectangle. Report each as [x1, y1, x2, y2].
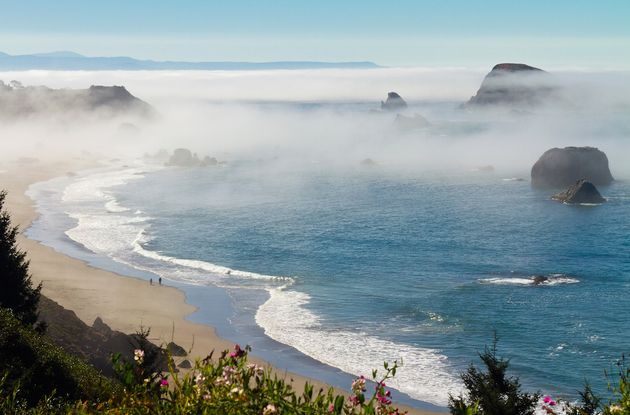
[328, 403, 335, 412]
[229, 344, 245, 359]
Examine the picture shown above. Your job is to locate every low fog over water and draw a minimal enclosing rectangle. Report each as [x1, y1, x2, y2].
[2, 68, 629, 178]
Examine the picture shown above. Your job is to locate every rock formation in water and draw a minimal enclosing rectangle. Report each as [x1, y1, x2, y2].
[552, 179, 606, 204]
[0, 80, 154, 119]
[531, 146, 613, 189]
[360, 158, 378, 167]
[167, 148, 220, 168]
[168, 148, 198, 167]
[464, 63, 554, 109]
[393, 113, 430, 131]
[381, 92, 407, 111]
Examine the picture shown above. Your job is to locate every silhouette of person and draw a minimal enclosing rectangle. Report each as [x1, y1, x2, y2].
[150, 278, 153, 285]
[159, 277, 162, 285]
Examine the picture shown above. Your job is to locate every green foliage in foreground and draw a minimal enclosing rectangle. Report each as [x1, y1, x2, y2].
[0, 308, 118, 413]
[1, 336, 408, 415]
[448, 338, 540, 415]
[0, 190, 42, 327]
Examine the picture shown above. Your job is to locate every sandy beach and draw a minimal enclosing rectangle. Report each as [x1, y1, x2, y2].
[0, 156, 444, 415]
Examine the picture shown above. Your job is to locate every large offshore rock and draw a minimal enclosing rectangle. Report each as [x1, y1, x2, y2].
[464, 63, 553, 109]
[531, 146, 613, 188]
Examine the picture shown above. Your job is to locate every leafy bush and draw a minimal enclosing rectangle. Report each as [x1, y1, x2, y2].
[0, 308, 118, 410]
[72, 344, 407, 414]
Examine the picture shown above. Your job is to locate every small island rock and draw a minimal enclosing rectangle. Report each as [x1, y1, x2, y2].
[552, 179, 606, 204]
[381, 92, 407, 111]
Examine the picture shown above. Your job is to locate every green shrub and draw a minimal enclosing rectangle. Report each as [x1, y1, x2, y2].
[0, 190, 42, 328]
[73, 344, 407, 414]
[0, 308, 118, 410]
[448, 338, 539, 415]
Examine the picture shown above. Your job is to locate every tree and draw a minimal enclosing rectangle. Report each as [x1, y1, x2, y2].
[449, 336, 540, 415]
[0, 190, 41, 326]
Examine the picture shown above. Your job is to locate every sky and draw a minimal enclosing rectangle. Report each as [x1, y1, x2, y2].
[1, 0, 629, 68]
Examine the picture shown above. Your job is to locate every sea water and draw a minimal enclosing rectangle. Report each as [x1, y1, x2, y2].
[26, 117, 630, 411]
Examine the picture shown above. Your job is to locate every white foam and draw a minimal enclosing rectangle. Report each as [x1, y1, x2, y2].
[479, 275, 579, 286]
[131, 239, 294, 283]
[255, 287, 463, 406]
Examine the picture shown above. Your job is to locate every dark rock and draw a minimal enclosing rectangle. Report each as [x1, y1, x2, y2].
[393, 113, 430, 131]
[166, 341, 188, 357]
[177, 359, 192, 369]
[464, 63, 553, 109]
[0, 80, 154, 119]
[532, 275, 548, 285]
[552, 179, 606, 204]
[200, 156, 218, 167]
[531, 146, 613, 188]
[381, 92, 407, 111]
[360, 158, 377, 167]
[473, 165, 495, 172]
[168, 148, 199, 167]
[37, 296, 171, 376]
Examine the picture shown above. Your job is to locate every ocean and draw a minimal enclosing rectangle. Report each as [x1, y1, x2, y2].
[26, 104, 630, 411]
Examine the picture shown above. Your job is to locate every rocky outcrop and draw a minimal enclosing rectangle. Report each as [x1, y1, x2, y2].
[167, 149, 220, 168]
[531, 147, 613, 188]
[393, 113, 430, 131]
[38, 296, 171, 376]
[552, 179, 606, 204]
[464, 63, 553, 109]
[0, 80, 154, 119]
[167, 341, 188, 357]
[168, 148, 198, 167]
[381, 92, 407, 111]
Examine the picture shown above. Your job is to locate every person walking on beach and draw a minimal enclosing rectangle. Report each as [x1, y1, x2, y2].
[159, 277, 162, 285]
[150, 278, 153, 285]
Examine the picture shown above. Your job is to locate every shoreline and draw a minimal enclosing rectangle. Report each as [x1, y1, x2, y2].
[1, 156, 446, 414]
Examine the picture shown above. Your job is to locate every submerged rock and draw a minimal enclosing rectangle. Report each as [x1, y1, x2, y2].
[464, 63, 553, 109]
[168, 148, 198, 167]
[531, 146, 613, 189]
[552, 179, 606, 204]
[393, 113, 430, 131]
[532, 275, 548, 285]
[381, 92, 407, 111]
[360, 158, 377, 167]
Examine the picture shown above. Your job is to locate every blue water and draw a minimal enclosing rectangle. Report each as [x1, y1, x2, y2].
[98, 162, 629, 405]
[23, 95, 630, 409]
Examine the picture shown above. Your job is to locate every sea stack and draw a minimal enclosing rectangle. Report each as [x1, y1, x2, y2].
[381, 92, 407, 111]
[552, 179, 606, 204]
[464, 63, 552, 108]
[531, 147, 613, 189]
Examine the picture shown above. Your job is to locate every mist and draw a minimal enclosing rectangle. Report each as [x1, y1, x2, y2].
[2, 67, 630, 179]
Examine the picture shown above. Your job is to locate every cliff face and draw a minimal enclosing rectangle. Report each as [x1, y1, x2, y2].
[0, 80, 154, 120]
[464, 63, 554, 109]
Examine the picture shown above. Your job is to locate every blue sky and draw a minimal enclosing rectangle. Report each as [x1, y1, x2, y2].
[1, 0, 629, 67]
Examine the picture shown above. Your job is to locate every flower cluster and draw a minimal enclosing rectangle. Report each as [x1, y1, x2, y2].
[133, 348, 144, 365]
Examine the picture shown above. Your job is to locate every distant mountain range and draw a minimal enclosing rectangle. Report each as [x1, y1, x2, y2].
[0, 51, 380, 71]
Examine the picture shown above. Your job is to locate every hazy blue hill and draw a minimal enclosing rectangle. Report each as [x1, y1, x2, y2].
[0, 51, 381, 70]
